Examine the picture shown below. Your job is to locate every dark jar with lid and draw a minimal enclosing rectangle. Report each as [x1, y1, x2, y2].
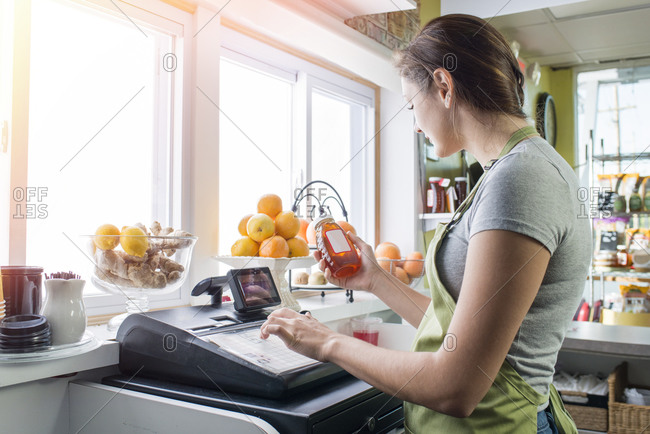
[454, 177, 468, 208]
[314, 215, 361, 278]
[1, 266, 44, 317]
[427, 177, 445, 213]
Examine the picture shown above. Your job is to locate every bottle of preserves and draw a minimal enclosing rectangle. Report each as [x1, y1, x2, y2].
[314, 215, 361, 278]
[427, 177, 445, 213]
[454, 177, 468, 208]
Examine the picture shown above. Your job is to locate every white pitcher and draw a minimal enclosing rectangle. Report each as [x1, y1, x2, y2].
[42, 279, 87, 345]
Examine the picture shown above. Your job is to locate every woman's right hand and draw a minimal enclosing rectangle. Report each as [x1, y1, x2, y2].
[314, 232, 383, 293]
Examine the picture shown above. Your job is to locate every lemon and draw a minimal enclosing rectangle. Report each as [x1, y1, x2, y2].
[120, 226, 149, 257]
[94, 224, 120, 250]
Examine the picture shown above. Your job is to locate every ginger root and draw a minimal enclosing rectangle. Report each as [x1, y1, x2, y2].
[94, 222, 192, 288]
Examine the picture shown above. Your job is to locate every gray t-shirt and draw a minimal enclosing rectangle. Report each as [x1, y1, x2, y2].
[436, 136, 591, 398]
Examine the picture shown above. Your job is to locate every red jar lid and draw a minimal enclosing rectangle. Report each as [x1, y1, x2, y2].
[1, 266, 44, 276]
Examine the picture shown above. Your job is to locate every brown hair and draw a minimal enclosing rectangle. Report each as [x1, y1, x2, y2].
[395, 14, 526, 119]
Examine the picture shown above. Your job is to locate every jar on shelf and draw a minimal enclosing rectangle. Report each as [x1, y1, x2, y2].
[454, 177, 468, 208]
[1, 266, 43, 318]
[427, 177, 445, 213]
[629, 188, 643, 212]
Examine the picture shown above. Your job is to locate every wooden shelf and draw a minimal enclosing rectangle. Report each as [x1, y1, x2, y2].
[591, 269, 650, 282]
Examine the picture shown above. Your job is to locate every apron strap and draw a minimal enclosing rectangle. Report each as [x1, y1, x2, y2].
[445, 125, 539, 233]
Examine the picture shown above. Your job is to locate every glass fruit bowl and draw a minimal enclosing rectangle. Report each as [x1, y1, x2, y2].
[376, 258, 426, 288]
[82, 234, 197, 330]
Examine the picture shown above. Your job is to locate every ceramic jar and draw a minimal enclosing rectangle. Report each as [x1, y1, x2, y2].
[41, 279, 87, 345]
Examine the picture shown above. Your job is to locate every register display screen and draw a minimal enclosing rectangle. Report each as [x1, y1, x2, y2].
[228, 267, 281, 311]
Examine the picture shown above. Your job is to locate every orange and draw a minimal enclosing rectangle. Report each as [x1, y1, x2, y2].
[287, 237, 310, 257]
[393, 266, 410, 284]
[257, 194, 283, 219]
[403, 251, 424, 277]
[306, 220, 317, 245]
[376, 257, 392, 273]
[337, 220, 356, 236]
[275, 211, 300, 239]
[297, 218, 310, 242]
[259, 235, 290, 258]
[231, 236, 259, 257]
[238, 214, 253, 237]
[375, 242, 401, 261]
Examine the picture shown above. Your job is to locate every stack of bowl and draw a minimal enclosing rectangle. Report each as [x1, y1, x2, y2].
[0, 315, 52, 352]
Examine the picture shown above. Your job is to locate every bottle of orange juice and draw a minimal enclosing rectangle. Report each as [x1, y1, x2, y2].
[314, 215, 361, 278]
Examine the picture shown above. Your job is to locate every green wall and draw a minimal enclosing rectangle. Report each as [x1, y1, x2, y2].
[420, 0, 441, 26]
[524, 66, 576, 166]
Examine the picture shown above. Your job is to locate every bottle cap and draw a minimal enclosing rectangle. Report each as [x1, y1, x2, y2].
[313, 214, 334, 228]
[455, 177, 467, 181]
[429, 177, 442, 182]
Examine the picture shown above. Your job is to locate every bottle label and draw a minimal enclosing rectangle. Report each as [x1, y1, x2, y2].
[324, 229, 352, 254]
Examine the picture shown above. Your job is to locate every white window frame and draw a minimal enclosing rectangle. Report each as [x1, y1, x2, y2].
[7, 0, 193, 316]
[219, 26, 376, 245]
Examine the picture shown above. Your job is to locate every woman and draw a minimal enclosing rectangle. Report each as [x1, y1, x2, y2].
[261, 14, 590, 433]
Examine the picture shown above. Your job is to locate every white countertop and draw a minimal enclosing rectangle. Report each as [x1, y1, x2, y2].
[0, 291, 394, 389]
[4, 293, 648, 390]
[562, 321, 650, 358]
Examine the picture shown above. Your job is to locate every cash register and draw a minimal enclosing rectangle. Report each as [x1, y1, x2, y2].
[106, 267, 404, 433]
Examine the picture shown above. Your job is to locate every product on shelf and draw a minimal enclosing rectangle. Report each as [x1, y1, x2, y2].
[308, 271, 327, 285]
[292, 271, 309, 285]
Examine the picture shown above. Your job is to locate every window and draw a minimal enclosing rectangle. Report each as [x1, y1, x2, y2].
[6, 0, 190, 315]
[578, 65, 650, 175]
[0, 0, 14, 265]
[217, 29, 376, 259]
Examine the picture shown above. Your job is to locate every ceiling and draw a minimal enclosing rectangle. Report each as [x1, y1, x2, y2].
[490, 0, 650, 68]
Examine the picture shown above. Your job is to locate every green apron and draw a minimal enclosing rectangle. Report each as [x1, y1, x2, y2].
[404, 126, 577, 433]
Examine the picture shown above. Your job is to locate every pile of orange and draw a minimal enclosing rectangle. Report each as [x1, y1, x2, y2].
[231, 194, 311, 258]
[375, 242, 425, 285]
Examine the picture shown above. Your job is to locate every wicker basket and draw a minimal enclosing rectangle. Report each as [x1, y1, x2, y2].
[608, 362, 650, 433]
[559, 390, 608, 432]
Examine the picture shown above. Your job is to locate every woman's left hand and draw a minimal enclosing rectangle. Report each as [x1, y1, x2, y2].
[260, 308, 335, 362]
